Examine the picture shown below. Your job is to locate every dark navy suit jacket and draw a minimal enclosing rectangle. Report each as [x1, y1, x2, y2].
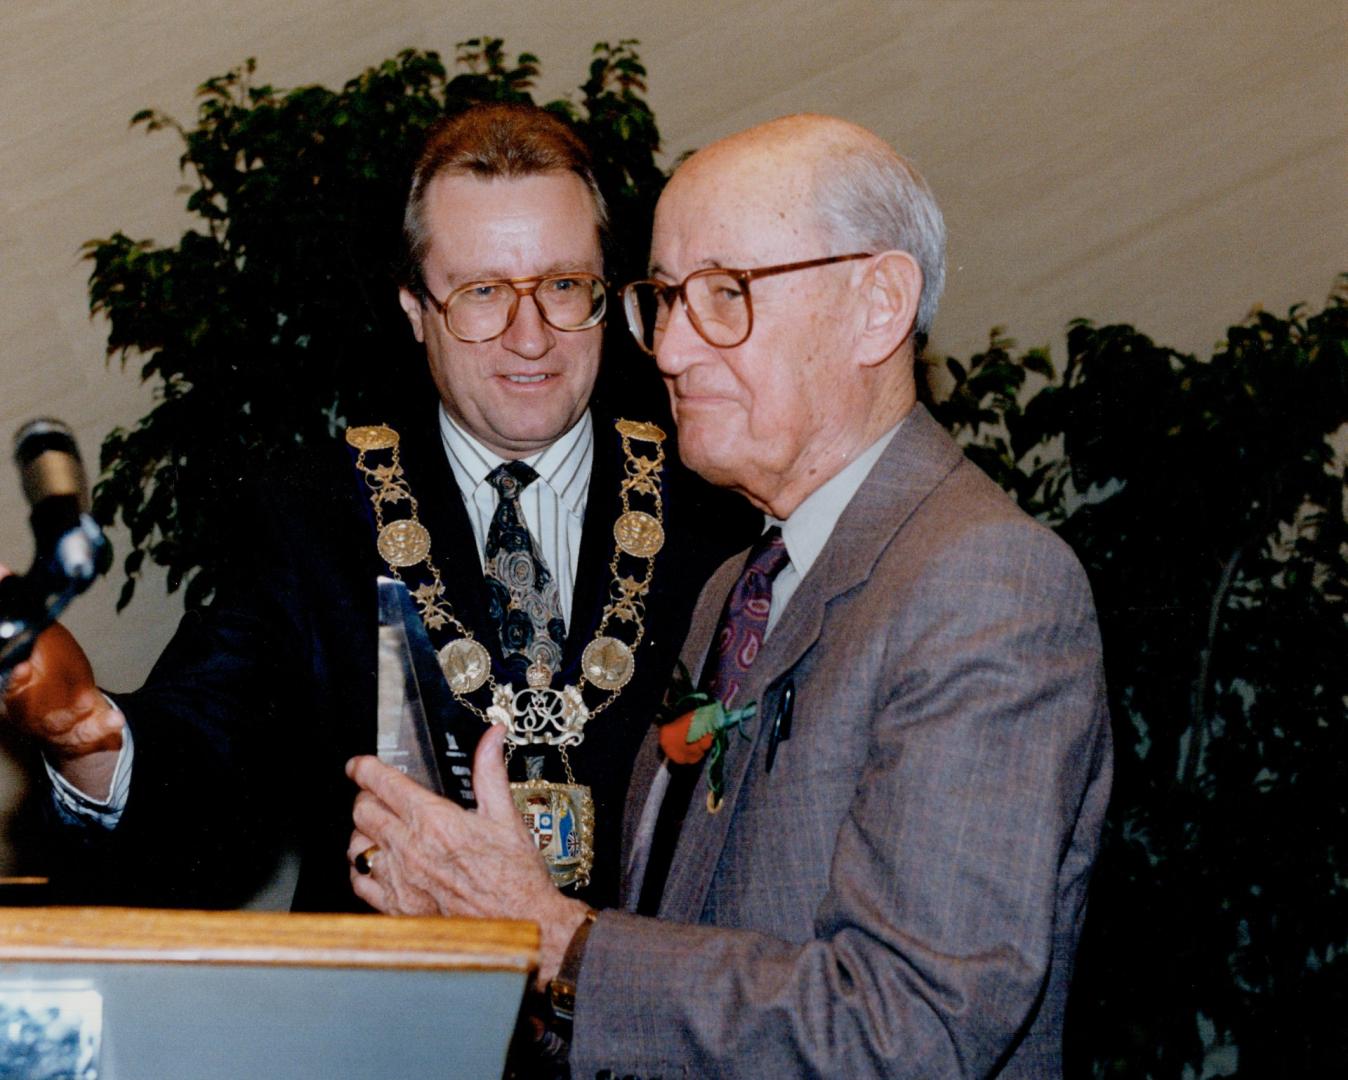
[42, 391, 754, 911]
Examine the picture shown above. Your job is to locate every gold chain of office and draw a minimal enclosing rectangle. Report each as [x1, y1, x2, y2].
[346, 419, 668, 767]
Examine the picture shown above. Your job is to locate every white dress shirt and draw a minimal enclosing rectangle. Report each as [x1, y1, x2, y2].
[438, 405, 592, 627]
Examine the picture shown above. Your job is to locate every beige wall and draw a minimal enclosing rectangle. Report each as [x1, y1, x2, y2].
[2, 0, 1345, 871]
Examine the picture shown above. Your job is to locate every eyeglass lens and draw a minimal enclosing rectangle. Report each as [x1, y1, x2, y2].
[447, 274, 605, 341]
[624, 271, 750, 353]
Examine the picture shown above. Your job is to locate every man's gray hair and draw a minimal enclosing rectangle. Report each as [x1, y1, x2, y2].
[813, 143, 947, 335]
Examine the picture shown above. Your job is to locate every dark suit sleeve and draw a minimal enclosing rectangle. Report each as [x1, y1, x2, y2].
[570, 519, 1112, 1078]
[41, 476, 322, 908]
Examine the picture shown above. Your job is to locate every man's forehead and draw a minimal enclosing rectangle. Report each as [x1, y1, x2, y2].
[652, 153, 819, 270]
[424, 169, 600, 225]
[672, 140, 810, 202]
[422, 170, 602, 279]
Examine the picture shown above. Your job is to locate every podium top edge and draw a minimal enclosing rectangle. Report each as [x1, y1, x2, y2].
[0, 907, 540, 973]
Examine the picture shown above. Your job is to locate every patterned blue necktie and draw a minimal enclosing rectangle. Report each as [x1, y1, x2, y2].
[483, 461, 567, 680]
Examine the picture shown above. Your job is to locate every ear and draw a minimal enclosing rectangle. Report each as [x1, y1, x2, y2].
[398, 286, 427, 344]
[855, 251, 922, 367]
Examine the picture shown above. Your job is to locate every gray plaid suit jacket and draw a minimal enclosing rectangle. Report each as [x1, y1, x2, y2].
[569, 405, 1112, 1079]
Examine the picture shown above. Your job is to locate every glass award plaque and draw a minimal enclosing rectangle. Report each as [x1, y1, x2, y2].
[376, 576, 477, 809]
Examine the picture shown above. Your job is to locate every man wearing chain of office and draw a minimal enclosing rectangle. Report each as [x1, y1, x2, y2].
[0, 103, 751, 914]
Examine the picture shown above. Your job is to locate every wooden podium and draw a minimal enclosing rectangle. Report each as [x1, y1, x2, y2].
[0, 906, 538, 1079]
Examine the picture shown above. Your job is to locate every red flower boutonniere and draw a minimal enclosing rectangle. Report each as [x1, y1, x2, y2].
[659, 707, 715, 764]
[656, 662, 756, 811]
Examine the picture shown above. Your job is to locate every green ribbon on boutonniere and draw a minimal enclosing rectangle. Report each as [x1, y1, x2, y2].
[656, 661, 756, 813]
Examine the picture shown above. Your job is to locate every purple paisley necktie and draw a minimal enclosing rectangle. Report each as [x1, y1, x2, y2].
[702, 526, 791, 708]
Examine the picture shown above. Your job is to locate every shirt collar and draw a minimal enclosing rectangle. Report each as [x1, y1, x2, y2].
[437, 406, 593, 520]
[767, 418, 905, 579]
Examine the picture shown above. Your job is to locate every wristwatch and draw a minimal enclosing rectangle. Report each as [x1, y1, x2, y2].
[548, 906, 599, 1025]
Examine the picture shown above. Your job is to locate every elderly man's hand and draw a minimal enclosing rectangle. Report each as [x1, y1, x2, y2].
[347, 724, 590, 989]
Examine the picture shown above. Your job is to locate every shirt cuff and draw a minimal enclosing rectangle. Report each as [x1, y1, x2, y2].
[46, 697, 134, 829]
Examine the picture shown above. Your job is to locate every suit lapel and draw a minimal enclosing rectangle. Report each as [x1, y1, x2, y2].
[757, 405, 966, 679]
[563, 411, 618, 672]
[620, 728, 669, 909]
[618, 551, 739, 908]
[653, 405, 967, 921]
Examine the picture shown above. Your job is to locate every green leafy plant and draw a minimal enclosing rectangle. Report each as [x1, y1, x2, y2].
[86, 39, 665, 610]
[921, 281, 1348, 1077]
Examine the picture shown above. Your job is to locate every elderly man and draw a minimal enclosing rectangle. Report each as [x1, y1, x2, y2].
[2, 103, 751, 912]
[347, 114, 1111, 1076]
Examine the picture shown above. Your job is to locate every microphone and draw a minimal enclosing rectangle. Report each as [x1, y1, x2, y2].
[15, 419, 101, 580]
[1, 419, 109, 678]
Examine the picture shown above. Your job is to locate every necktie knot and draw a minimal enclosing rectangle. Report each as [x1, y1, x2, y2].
[744, 526, 790, 585]
[486, 460, 539, 500]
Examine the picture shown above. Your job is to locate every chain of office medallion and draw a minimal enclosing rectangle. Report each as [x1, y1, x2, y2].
[347, 420, 666, 731]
